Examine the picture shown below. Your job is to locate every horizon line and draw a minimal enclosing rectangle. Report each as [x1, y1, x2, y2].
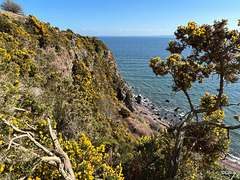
[93, 35, 175, 37]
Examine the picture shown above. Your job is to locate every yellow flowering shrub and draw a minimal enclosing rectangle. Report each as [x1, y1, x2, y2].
[0, 12, 125, 123]
[149, 53, 211, 92]
[123, 131, 174, 180]
[149, 19, 240, 179]
[185, 95, 230, 167]
[199, 93, 228, 109]
[0, 32, 38, 77]
[0, 123, 124, 179]
[0, 78, 123, 179]
[0, 52, 125, 180]
[28, 133, 123, 180]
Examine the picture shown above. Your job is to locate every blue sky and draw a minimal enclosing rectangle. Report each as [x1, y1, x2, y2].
[2, 0, 240, 36]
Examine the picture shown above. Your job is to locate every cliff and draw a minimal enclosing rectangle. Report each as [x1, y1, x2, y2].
[0, 10, 152, 141]
[0, 10, 149, 179]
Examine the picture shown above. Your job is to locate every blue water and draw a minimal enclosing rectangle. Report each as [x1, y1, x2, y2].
[98, 36, 240, 160]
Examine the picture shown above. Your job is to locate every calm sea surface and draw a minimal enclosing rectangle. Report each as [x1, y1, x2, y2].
[98, 36, 240, 160]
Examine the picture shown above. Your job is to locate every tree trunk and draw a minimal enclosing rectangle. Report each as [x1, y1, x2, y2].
[165, 112, 193, 179]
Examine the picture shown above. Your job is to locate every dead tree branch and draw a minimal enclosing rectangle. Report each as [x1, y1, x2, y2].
[0, 115, 76, 180]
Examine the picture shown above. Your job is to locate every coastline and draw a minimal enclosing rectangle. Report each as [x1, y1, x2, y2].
[219, 157, 240, 174]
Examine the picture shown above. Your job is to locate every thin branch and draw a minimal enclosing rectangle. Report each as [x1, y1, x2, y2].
[225, 103, 240, 107]
[25, 132, 53, 156]
[181, 141, 196, 162]
[11, 142, 58, 167]
[12, 107, 27, 112]
[0, 116, 27, 134]
[11, 141, 39, 157]
[1, 115, 75, 179]
[179, 111, 194, 127]
[194, 102, 240, 115]
[41, 156, 59, 166]
[22, 118, 36, 131]
[19, 176, 27, 180]
[183, 90, 194, 112]
[194, 105, 220, 114]
[185, 121, 240, 130]
[179, 112, 190, 123]
[215, 62, 224, 108]
[7, 134, 28, 150]
[12, 108, 37, 131]
[47, 118, 60, 150]
[194, 112, 199, 122]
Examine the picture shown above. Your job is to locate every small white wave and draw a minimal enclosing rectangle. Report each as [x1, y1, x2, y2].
[225, 153, 240, 165]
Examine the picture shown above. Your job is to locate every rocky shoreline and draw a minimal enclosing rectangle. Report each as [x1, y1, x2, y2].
[134, 94, 184, 126]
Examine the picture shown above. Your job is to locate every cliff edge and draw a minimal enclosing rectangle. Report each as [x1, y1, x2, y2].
[0, 11, 159, 141]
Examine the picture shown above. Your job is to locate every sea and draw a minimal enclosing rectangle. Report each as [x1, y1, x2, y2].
[98, 36, 240, 163]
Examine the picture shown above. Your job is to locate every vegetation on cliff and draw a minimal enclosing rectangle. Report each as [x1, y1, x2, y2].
[0, 11, 134, 179]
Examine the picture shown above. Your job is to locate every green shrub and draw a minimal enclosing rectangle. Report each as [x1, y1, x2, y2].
[119, 107, 131, 118]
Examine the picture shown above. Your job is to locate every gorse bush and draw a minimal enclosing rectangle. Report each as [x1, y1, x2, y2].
[149, 19, 240, 179]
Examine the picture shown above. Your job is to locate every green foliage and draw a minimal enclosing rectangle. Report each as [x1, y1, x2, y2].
[185, 110, 230, 163]
[119, 107, 131, 118]
[183, 93, 230, 164]
[150, 20, 240, 91]
[123, 133, 172, 180]
[0, 14, 16, 34]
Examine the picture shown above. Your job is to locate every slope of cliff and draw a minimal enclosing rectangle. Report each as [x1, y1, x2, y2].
[0, 10, 175, 180]
[0, 10, 140, 142]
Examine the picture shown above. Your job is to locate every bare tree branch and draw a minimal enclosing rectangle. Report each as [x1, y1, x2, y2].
[183, 90, 194, 112]
[7, 134, 28, 150]
[186, 121, 240, 130]
[226, 103, 240, 107]
[22, 118, 36, 131]
[0, 115, 53, 156]
[0, 116, 28, 134]
[41, 156, 59, 166]
[47, 118, 76, 180]
[11, 142, 58, 166]
[0, 115, 76, 179]
[12, 107, 27, 112]
[25, 132, 53, 156]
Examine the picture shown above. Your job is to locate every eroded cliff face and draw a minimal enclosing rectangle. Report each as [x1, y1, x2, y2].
[0, 11, 137, 138]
